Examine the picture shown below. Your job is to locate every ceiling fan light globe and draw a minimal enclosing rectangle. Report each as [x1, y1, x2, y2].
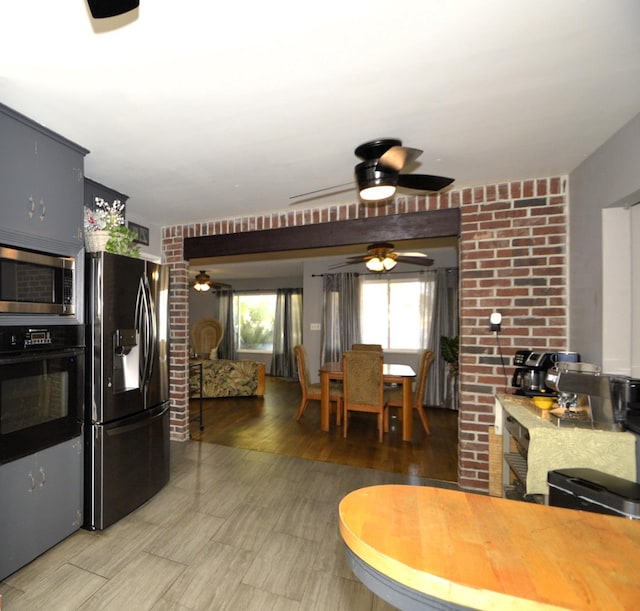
[382, 257, 397, 270]
[360, 185, 396, 201]
[366, 258, 385, 272]
[355, 160, 397, 202]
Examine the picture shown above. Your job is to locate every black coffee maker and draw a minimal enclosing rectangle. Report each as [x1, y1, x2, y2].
[511, 350, 557, 396]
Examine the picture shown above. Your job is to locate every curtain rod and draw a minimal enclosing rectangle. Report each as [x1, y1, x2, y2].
[210, 287, 302, 294]
[311, 268, 457, 278]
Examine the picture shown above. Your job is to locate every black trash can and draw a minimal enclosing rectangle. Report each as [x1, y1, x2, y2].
[548, 468, 640, 520]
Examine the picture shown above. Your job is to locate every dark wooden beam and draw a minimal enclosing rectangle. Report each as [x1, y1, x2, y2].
[184, 208, 460, 260]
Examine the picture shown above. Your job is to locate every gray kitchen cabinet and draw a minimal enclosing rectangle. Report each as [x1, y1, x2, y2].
[0, 103, 89, 246]
[0, 436, 83, 580]
[84, 177, 128, 212]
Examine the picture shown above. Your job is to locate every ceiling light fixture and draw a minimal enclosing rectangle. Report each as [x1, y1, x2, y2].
[193, 270, 212, 292]
[355, 160, 397, 202]
[365, 256, 397, 272]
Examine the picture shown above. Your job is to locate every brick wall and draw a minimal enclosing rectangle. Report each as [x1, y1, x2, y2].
[457, 177, 568, 490]
[162, 175, 568, 491]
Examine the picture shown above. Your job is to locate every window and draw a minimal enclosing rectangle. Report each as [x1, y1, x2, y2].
[234, 293, 277, 351]
[360, 277, 425, 350]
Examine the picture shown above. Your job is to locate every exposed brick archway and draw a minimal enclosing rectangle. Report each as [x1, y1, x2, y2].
[163, 177, 568, 492]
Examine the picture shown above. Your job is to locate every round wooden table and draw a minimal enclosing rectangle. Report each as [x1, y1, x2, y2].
[339, 484, 640, 610]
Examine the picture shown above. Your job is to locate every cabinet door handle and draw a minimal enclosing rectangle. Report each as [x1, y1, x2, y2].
[28, 471, 36, 492]
[39, 200, 46, 221]
[39, 467, 46, 487]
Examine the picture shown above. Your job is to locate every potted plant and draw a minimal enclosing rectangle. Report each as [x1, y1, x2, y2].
[440, 335, 459, 409]
[84, 198, 140, 257]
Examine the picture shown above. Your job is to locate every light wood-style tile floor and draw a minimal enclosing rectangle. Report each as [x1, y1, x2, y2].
[0, 441, 459, 610]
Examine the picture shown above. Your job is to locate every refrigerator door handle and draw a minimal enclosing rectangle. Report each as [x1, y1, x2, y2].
[134, 277, 150, 389]
[134, 273, 157, 393]
[143, 273, 157, 382]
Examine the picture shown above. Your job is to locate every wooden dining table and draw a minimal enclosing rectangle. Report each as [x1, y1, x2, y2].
[319, 362, 416, 441]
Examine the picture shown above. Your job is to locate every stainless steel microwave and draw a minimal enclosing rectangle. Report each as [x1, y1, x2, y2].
[0, 245, 75, 315]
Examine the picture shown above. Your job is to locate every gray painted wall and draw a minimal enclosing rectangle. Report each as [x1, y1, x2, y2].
[569, 112, 640, 364]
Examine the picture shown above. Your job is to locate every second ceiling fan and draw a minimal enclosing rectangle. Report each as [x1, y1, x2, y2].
[331, 242, 434, 272]
[192, 270, 232, 292]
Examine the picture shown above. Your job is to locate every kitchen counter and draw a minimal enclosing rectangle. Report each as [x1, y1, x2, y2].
[495, 394, 637, 496]
[339, 484, 640, 610]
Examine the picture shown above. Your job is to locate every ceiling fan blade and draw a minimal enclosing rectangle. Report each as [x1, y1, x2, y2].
[343, 254, 373, 262]
[395, 255, 434, 267]
[397, 173, 454, 192]
[328, 261, 358, 270]
[289, 181, 354, 200]
[378, 146, 423, 172]
[395, 251, 430, 258]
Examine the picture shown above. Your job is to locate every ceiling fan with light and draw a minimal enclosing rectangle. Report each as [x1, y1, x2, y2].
[192, 270, 232, 292]
[330, 243, 434, 272]
[290, 138, 454, 203]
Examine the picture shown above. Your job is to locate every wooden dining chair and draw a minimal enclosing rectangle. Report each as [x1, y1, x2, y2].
[294, 345, 343, 425]
[342, 350, 387, 442]
[384, 349, 434, 434]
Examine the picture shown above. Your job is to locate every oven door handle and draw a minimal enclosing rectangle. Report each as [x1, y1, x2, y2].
[0, 347, 84, 366]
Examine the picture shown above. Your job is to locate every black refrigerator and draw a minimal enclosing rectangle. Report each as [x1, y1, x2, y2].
[84, 251, 170, 530]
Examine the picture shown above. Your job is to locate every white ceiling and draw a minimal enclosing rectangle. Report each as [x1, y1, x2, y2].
[1, 1, 639, 230]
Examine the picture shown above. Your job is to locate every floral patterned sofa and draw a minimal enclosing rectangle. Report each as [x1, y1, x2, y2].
[189, 359, 266, 398]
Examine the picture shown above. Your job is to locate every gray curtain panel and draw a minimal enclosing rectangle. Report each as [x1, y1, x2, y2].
[270, 288, 303, 378]
[426, 268, 459, 407]
[321, 273, 362, 364]
[214, 289, 237, 360]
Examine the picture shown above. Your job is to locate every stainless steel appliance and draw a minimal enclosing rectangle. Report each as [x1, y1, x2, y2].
[548, 468, 640, 519]
[0, 325, 84, 464]
[545, 365, 640, 431]
[511, 350, 557, 395]
[84, 251, 170, 530]
[625, 382, 640, 435]
[0, 245, 75, 315]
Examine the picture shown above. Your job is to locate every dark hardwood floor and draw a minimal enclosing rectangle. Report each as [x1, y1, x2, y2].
[189, 375, 459, 482]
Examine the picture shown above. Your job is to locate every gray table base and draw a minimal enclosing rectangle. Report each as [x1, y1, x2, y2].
[345, 546, 475, 611]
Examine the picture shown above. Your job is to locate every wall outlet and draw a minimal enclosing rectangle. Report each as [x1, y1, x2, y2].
[310, 323, 321, 331]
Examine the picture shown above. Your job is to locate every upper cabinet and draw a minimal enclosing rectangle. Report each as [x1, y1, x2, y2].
[84, 177, 128, 213]
[0, 103, 89, 247]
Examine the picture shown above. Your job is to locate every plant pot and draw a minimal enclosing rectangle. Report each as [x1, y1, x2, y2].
[85, 230, 110, 252]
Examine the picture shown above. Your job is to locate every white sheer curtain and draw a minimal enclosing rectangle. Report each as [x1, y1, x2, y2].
[270, 288, 303, 378]
[321, 273, 362, 363]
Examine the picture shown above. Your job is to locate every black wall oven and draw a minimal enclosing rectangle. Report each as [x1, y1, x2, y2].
[0, 325, 84, 464]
